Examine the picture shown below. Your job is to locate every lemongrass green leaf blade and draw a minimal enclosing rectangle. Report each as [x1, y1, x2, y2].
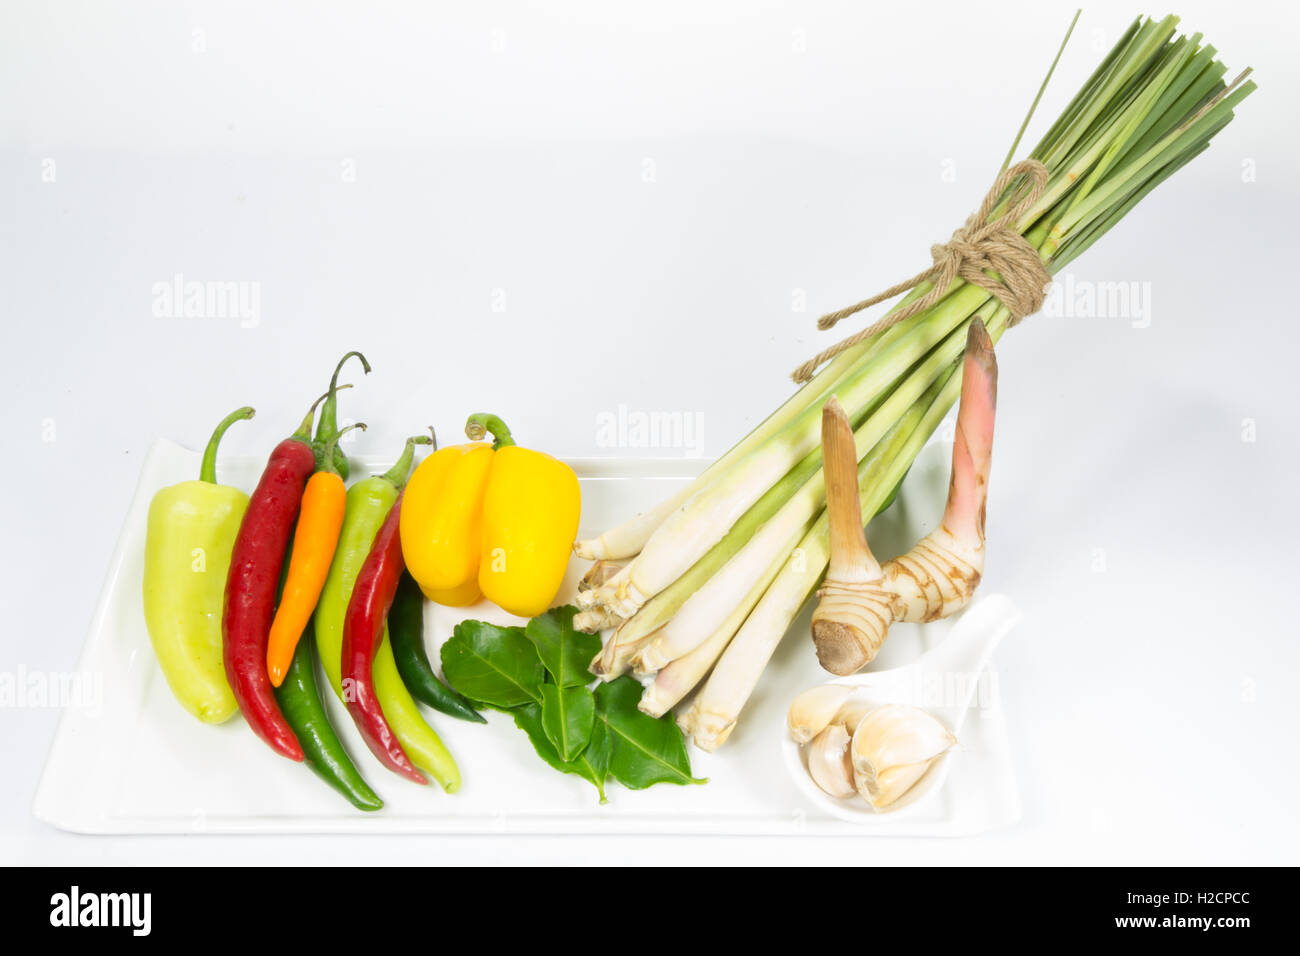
[1003, 8, 1081, 169]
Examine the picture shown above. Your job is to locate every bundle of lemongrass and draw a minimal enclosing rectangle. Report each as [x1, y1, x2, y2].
[574, 13, 1255, 751]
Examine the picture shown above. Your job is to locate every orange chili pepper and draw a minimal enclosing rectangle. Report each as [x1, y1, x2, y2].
[267, 424, 365, 686]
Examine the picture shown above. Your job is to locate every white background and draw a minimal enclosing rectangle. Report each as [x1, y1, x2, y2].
[2, 0, 1297, 864]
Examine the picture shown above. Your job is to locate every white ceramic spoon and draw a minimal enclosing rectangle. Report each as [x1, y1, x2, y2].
[781, 592, 1021, 823]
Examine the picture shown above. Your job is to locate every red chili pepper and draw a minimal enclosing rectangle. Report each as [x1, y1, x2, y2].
[222, 358, 365, 762]
[222, 402, 319, 761]
[341, 493, 427, 785]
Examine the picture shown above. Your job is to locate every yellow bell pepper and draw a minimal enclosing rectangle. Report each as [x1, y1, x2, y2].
[400, 413, 580, 618]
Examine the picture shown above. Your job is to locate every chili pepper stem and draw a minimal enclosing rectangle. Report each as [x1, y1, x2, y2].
[291, 384, 354, 444]
[465, 412, 515, 448]
[379, 432, 434, 487]
[316, 422, 367, 477]
[316, 352, 371, 477]
[198, 406, 255, 484]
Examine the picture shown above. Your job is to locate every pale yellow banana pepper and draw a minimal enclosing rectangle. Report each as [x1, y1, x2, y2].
[399, 413, 580, 618]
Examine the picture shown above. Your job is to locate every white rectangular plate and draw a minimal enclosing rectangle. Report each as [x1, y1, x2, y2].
[33, 438, 1019, 836]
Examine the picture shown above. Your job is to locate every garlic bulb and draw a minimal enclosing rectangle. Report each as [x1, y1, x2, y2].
[787, 684, 855, 744]
[806, 724, 856, 798]
[850, 704, 956, 810]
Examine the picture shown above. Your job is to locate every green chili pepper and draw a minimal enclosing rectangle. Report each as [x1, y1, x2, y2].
[142, 405, 254, 723]
[314, 434, 461, 792]
[389, 572, 485, 724]
[274, 622, 383, 810]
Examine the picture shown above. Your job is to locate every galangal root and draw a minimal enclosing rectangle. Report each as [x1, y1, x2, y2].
[812, 318, 998, 675]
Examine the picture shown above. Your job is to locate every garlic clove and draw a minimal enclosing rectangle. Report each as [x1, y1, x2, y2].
[806, 723, 856, 798]
[787, 684, 855, 743]
[833, 700, 872, 734]
[855, 703, 956, 767]
[850, 704, 956, 810]
[866, 762, 936, 809]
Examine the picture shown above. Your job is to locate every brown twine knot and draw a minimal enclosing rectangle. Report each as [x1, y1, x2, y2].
[791, 159, 1052, 384]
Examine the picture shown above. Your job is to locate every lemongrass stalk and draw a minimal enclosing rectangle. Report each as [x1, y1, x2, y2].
[593, 427, 844, 652]
[613, 444, 838, 668]
[573, 484, 694, 562]
[573, 319, 900, 561]
[690, 307, 1011, 751]
[633, 514, 811, 675]
[640, 626, 734, 717]
[607, 282, 996, 622]
[580, 304, 927, 577]
[638, 547, 787, 718]
[589, 355, 895, 651]
[596, 443, 832, 674]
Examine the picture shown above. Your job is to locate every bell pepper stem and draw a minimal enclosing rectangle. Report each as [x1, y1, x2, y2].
[315, 351, 371, 447]
[199, 406, 255, 484]
[291, 384, 353, 445]
[379, 432, 434, 487]
[465, 412, 516, 449]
